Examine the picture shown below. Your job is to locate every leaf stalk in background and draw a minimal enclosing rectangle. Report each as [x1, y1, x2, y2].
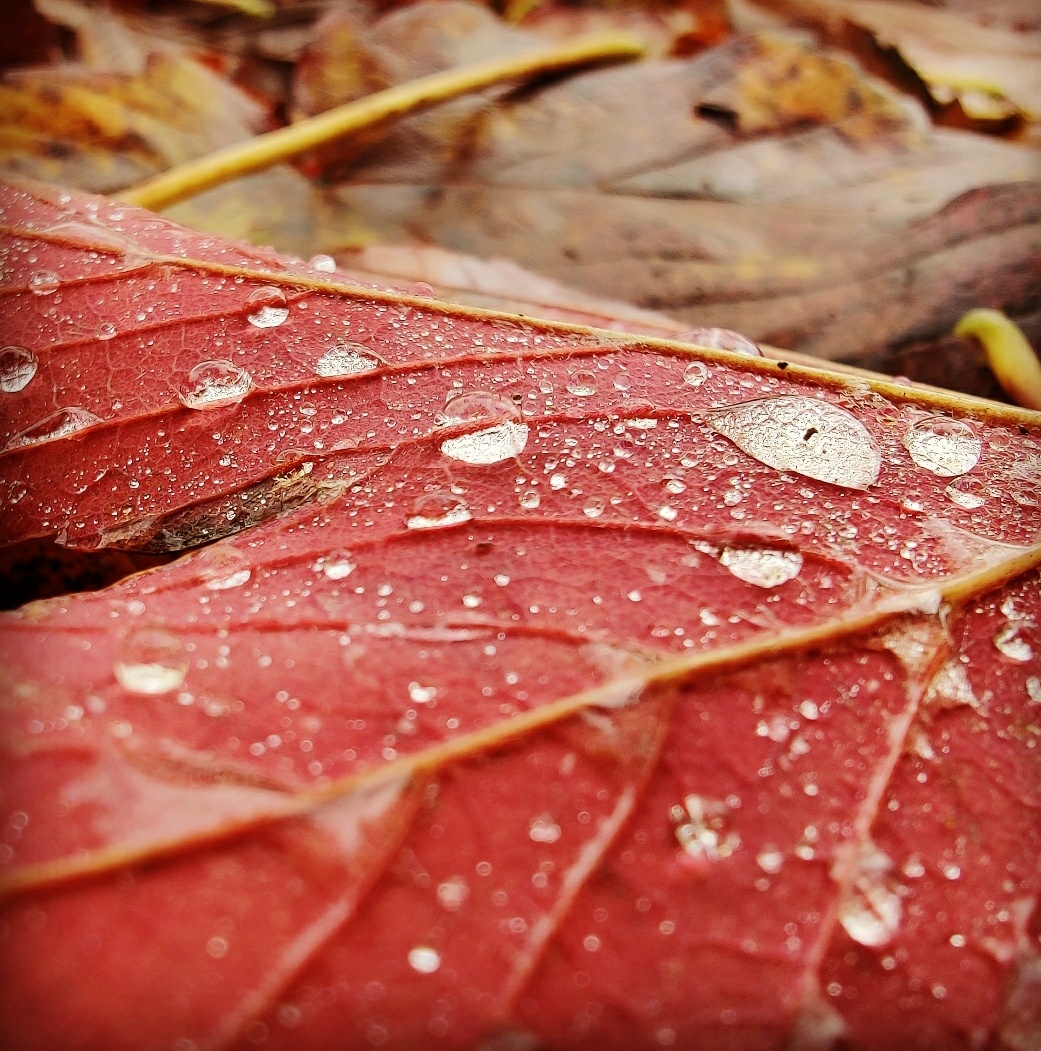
[116, 32, 645, 211]
[955, 308, 1041, 410]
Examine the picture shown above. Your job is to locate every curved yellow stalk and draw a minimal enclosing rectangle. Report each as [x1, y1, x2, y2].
[116, 33, 645, 212]
[955, 308, 1041, 410]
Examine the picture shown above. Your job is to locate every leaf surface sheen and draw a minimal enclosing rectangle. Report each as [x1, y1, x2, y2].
[0, 180, 1040, 1050]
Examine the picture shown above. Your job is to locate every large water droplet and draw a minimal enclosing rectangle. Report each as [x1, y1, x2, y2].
[683, 361, 708, 388]
[0, 346, 38, 392]
[719, 547, 803, 587]
[566, 370, 598, 396]
[315, 343, 384, 377]
[194, 546, 252, 590]
[178, 360, 253, 410]
[519, 490, 540, 510]
[903, 417, 982, 477]
[438, 391, 528, 466]
[245, 286, 289, 328]
[29, 270, 59, 295]
[114, 627, 188, 695]
[708, 396, 881, 489]
[4, 407, 102, 452]
[407, 493, 472, 530]
[309, 254, 337, 273]
[838, 845, 902, 947]
[677, 328, 761, 357]
[407, 946, 441, 974]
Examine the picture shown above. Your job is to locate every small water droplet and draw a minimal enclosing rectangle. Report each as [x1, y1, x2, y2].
[529, 814, 561, 843]
[904, 417, 982, 477]
[672, 794, 739, 861]
[582, 497, 605, 518]
[677, 328, 761, 357]
[683, 361, 708, 388]
[194, 547, 252, 590]
[114, 627, 188, 695]
[407, 945, 441, 974]
[756, 847, 784, 873]
[566, 370, 598, 397]
[719, 547, 803, 588]
[437, 877, 469, 911]
[407, 282, 436, 299]
[315, 343, 383, 377]
[309, 254, 337, 272]
[178, 360, 253, 410]
[519, 490, 540, 509]
[245, 286, 289, 328]
[0, 346, 39, 392]
[97, 322, 117, 341]
[206, 936, 230, 959]
[838, 845, 901, 947]
[408, 682, 437, 704]
[318, 550, 356, 580]
[993, 624, 1034, 663]
[29, 270, 59, 295]
[4, 407, 102, 451]
[407, 493, 472, 530]
[708, 396, 881, 490]
[550, 473, 567, 491]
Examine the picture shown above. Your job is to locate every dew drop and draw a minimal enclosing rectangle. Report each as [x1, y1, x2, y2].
[97, 322, 117, 341]
[178, 360, 253, 410]
[318, 550, 356, 580]
[315, 343, 383, 377]
[756, 847, 784, 874]
[944, 476, 988, 510]
[309, 253, 337, 272]
[407, 946, 441, 974]
[683, 361, 708, 388]
[0, 346, 38, 392]
[407, 281, 436, 299]
[529, 814, 561, 843]
[440, 422, 528, 466]
[29, 270, 59, 295]
[708, 396, 881, 489]
[719, 547, 803, 588]
[4, 407, 102, 452]
[993, 624, 1034, 663]
[407, 492, 472, 530]
[245, 286, 289, 328]
[582, 497, 605, 519]
[838, 845, 902, 947]
[206, 936, 230, 959]
[677, 327, 761, 357]
[437, 876, 469, 911]
[114, 627, 188, 695]
[566, 370, 598, 397]
[519, 490, 540, 510]
[903, 417, 982, 477]
[194, 546, 252, 590]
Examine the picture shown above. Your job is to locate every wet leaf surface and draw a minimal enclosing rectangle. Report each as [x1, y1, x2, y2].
[1, 181, 1040, 1050]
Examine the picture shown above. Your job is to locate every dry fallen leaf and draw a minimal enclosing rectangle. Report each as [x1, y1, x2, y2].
[1, 179, 1040, 1050]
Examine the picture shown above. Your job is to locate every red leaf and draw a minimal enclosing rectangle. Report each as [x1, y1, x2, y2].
[1, 180, 1040, 1050]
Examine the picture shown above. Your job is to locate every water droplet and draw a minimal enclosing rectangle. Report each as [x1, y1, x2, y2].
[437, 877, 469, 911]
[309, 254, 337, 272]
[838, 845, 901, 947]
[407, 945, 441, 974]
[0, 346, 38, 392]
[4, 407, 102, 452]
[550, 473, 567, 491]
[206, 936, 229, 959]
[408, 682, 437, 704]
[318, 550, 356, 580]
[245, 286, 289, 328]
[114, 627, 188, 695]
[708, 396, 881, 490]
[314, 343, 383, 377]
[903, 417, 982, 477]
[29, 270, 59, 295]
[440, 422, 528, 466]
[944, 476, 988, 510]
[582, 497, 605, 519]
[519, 490, 540, 509]
[178, 360, 253, 410]
[407, 493, 472, 530]
[672, 794, 739, 861]
[407, 282, 436, 299]
[677, 328, 761, 357]
[683, 362, 708, 388]
[756, 847, 784, 873]
[993, 624, 1034, 663]
[97, 322, 117, 341]
[566, 370, 598, 397]
[529, 814, 561, 843]
[719, 547, 803, 588]
[194, 547, 252, 590]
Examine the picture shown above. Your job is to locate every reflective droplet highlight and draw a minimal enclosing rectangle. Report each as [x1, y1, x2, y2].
[677, 327, 761, 357]
[708, 396, 881, 490]
[903, 417, 982, 477]
[309, 254, 337, 272]
[4, 407, 102, 452]
[245, 286, 289, 328]
[114, 627, 188, 695]
[838, 845, 901, 947]
[178, 360, 253, 410]
[407, 493, 472, 530]
[315, 343, 383, 377]
[318, 550, 356, 580]
[719, 547, 803, 588]
[407, 946, 441, 974]
[0, 346, 38, 392]
[944, 476, 988, 510]
[29, 270, 59, 295]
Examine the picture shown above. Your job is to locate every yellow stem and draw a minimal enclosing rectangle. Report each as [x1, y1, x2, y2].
[115, 32, 645, 212]
[955, 308, 1041, 411]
